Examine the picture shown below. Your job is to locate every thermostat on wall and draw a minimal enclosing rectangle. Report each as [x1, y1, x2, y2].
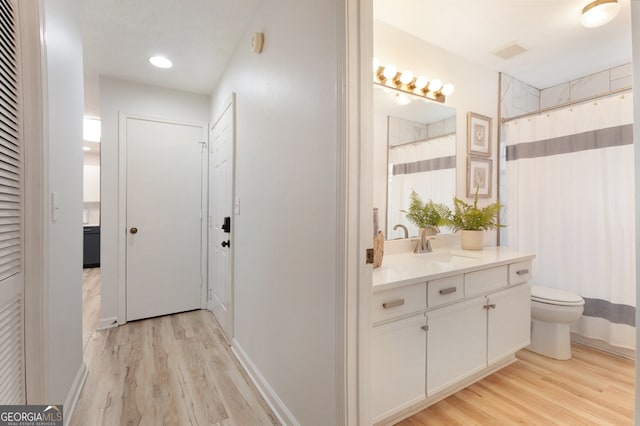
[251, 32, 264, 54]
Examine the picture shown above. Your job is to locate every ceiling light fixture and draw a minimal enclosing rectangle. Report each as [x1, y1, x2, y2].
[374, 63, 454, 104]
[148, 55, 173, 69]
[580, 0, 619, 28]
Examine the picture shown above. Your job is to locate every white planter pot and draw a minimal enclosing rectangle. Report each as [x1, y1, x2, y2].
[461, 230, 484, 250]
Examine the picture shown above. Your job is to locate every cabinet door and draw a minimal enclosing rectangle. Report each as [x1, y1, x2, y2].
[487, 284, 531, 365]
[426, 297, 487, 396]
[371, 314, 427, 422]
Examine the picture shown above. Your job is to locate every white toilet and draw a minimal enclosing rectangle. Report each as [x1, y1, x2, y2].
[529, 285, 585, 360]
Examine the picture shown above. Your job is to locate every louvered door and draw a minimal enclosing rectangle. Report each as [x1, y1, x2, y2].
[0, 0, 25, 404]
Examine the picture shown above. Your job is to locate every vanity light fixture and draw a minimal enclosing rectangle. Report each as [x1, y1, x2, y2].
[148, 55, 173, 69]
[374, 63, 454, 104]
[580, 0, 619, 28]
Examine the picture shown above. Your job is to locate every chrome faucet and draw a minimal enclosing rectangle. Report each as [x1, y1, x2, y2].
[393, 224, 409, 239]
[414, 227, 437, 253]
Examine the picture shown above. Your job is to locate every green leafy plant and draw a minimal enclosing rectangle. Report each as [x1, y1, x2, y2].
[401, 190, 449, 229]
[444, 187, 504, 232]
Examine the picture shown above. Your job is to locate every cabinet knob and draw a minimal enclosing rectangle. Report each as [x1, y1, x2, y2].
[421, 325, 429, 332]
[130, 227, 138, 234]
[484, 303, 496, 310]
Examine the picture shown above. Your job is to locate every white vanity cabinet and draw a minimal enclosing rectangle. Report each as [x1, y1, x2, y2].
[371, 314, 427, 421]
[426, 296, 486, 395]
[372, 248, 534, 425]
[487, 284, 531, 365]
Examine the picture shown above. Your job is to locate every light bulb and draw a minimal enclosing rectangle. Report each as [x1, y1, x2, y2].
[429, 79, 443, 92]
[149, 56, 173, 69]
[382, 65, 397, 80]
[414, 76, 428, 89]
[399, 70, 414, 85]
[441, 83, 455, 96]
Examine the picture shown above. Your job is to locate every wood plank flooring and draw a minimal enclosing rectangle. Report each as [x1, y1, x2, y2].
[399, 344, 635, 426]
[82, 267, 101, 351]
[73, 271, 279, 425]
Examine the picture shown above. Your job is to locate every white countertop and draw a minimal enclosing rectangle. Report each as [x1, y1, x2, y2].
[373, 246, 535, 292]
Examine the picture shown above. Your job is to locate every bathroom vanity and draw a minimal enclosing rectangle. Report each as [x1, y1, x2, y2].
[371, 246, 535, 425]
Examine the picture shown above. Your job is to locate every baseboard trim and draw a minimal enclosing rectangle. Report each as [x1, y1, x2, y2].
[63, 362, 87, 426]
[571, 333, 635, 360]
[98, 316, 118, 330]
[231, 339, 299, 426]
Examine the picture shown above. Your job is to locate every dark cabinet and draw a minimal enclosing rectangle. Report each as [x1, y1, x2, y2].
[83, 226, 100, 268]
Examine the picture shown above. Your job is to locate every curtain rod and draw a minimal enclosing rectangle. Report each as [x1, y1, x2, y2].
[501, 86, 632, 124]
[389, 131, 456, 149]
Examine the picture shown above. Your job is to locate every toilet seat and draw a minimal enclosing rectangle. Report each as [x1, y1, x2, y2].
[531, 285, 584, 307]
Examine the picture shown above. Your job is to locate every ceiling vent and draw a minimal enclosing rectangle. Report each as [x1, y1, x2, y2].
[493, 43, 528, 60]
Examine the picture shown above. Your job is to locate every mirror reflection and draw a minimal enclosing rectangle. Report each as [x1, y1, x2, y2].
[373, 85, 457, 239]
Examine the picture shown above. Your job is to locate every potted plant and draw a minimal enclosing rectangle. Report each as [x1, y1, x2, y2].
[444, 188, 504, 250]
[401, 190, 448, 236]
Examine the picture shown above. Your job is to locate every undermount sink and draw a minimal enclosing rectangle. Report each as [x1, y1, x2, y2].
[414, 250, 480, 266]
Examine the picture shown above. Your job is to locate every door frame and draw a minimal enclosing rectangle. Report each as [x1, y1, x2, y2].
[207, 93, 236, 341]
[117, 113, 208, 324]
[339, 0, 373, 424]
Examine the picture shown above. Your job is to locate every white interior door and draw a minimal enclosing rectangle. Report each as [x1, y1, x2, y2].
[209, 95, 234, 340]
[126, 117, 205, 321]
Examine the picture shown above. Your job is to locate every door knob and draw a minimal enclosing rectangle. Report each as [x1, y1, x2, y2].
[130, 227, 138, 234]
[221, 240, 230, 247]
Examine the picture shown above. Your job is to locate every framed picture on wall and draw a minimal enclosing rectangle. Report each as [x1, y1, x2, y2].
[467, 157, 492, 198]
[467, 112, 492, 157]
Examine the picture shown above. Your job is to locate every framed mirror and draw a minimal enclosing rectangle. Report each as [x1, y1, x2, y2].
[373, 85, 457, 239]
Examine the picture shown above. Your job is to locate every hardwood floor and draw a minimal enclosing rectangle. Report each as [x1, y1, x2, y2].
[399, 344, 635, 426]
[82, 267, 101, 351]
[73, 271, 279, 425]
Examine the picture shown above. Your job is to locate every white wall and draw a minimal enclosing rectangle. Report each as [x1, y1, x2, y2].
[99, 77, 210, 325]
[209, 0, 340, 423]
[374, 21, 499, 204]
[40, 0, 84, 403]
[83, 152, 100, 225]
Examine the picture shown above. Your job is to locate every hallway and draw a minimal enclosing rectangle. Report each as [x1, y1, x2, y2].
[72, 270, 278, 425]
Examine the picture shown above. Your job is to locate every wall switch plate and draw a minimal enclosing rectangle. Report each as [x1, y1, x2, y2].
[234, 197, 240, 215]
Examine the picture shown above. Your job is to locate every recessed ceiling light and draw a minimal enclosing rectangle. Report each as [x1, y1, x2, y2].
[581, 0, 619, 28]
[148, 56, 173, 69]
[83, 147, 91, 151]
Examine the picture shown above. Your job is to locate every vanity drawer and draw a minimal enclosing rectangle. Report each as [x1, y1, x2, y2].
[509, 260, 532, 285]
[372, 283, 427, 324]
[428, 275, 464, 308]
[465, 266, 508, 298]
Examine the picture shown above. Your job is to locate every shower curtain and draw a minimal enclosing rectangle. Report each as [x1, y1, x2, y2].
[387, 134, 456, 238]
[504, 93, 635, 349]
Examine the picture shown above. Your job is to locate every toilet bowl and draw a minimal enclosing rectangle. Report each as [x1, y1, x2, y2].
[529, 285, 584, 360]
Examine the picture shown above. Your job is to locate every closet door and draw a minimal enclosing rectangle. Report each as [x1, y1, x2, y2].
[0, 0, 26, 404]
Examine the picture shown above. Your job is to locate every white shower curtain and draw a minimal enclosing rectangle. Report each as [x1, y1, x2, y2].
[504, 93, 635, 349]
[388, 134, 456, 238]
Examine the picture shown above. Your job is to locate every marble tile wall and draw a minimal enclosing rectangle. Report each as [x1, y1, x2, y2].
[539, 63, 632, 110]
[500, 74, 540, 119]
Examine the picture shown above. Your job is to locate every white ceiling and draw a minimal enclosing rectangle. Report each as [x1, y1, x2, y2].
[81, 0, 260, 117]
[81, 0, 633, 122]
[373, 0, 632, 90]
